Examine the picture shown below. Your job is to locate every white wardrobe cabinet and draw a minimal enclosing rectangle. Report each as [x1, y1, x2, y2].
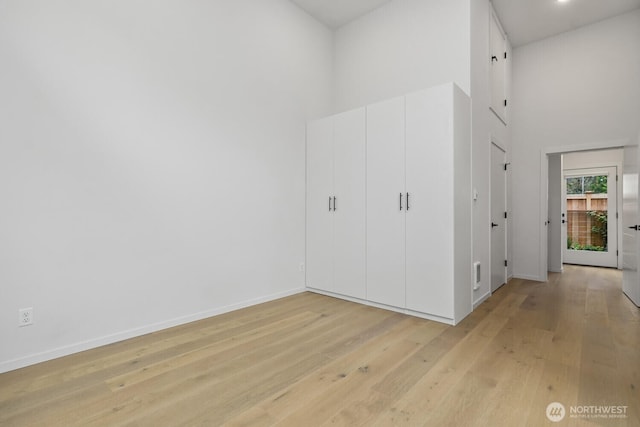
[305, 108, 366, 300]
[306, 82, 472, 325]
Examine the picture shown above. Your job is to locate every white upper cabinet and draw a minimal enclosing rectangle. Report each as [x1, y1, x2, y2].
[490, 10, 507, 123]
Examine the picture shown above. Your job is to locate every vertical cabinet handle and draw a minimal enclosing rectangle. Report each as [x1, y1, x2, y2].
[329, 196, 332, 212]
[406, 193, 410, 211]
[400, 193, 403, 211]
[333, 196, 336, 212]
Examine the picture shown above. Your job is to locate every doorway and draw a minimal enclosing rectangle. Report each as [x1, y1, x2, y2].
[491, 142, 507, 292]
[541, 142, 628, 282]
[546, 148, 623, 274]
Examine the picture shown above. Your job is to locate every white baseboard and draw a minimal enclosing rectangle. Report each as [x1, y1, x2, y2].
[0, 287, 305, 374]
[473, 291, 491, 309]
[512, 273, 545, 282]
[306, 287, 457, 326]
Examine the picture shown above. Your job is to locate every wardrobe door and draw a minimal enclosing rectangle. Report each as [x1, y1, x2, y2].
[306, 117, 334, 292]
[366, 97, 406, 308]
[333, 108, 366, 299]
[405, 86, 454, 318]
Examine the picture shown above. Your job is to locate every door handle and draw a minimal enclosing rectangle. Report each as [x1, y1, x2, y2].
[400, 193, 403, 211]
[491, 222, 499, 228]
[329, 197, 332, 212]
[406, 193, 410, 211]
[333, 196, 336, 212]
[629, 225, 639, 230]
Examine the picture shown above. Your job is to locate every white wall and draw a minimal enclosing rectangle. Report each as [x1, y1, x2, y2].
[0, 0, 333, 372]
[563, 149, 624, 171]
[333, 0, 471, 112]
[511, 10, 640, 280]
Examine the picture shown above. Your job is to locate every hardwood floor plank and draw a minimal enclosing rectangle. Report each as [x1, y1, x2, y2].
[66, 307, 374, 425]
[104, 311, 320, 392]
[277, 326, 422, 425]
[105, 308, 401, 426]
[369, 317, 513, 425]
[225, 316, 422, 426]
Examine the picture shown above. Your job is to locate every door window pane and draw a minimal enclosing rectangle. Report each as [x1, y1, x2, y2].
[566, 175, 608, 252]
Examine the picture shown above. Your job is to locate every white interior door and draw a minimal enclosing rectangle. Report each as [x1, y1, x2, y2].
[623, 145, 640, 306]
[405, 87, 453, 317]
[563, 167, 618, 268]
[490, 143, 506, 292]
[366, 96, 406, 308]
[306, 117, 333, 292]
[332, 108, 366, 299]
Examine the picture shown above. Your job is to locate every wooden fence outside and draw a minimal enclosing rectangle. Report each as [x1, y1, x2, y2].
[566, 193, 607, 248]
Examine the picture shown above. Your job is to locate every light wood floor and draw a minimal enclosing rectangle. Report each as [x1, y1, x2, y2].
[1, 265, 638, 426]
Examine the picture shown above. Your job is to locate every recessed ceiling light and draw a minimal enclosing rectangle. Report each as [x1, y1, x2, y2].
[557, 0, 570, 3]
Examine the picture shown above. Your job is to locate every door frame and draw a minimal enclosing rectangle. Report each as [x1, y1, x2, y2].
[539, 138, 629, 282]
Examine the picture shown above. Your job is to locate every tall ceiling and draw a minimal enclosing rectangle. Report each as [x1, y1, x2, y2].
[290, 0, 391, 28]
[290, 0, 640, 47]
[492, 0, 640, 46]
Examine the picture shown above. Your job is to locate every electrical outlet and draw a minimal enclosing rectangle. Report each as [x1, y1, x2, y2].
[19, 308, 33, 327]
[299, 263, 305, 272]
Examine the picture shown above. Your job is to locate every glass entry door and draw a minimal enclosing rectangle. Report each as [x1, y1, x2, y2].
[563, 167, 618, 268]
